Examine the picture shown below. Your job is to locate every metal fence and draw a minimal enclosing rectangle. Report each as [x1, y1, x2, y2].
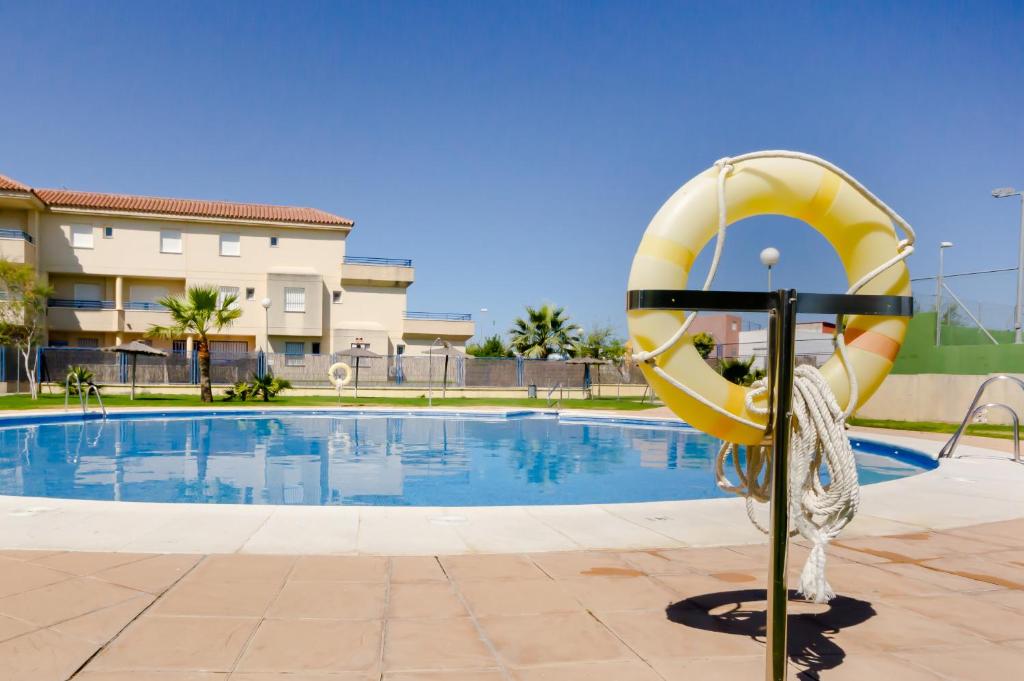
[912, 269, 1017, 345]
[35, 347, 652, 389]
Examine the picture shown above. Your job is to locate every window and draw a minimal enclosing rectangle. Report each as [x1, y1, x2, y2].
[210, 340, 249, 354]
[245, 287, 255, 301]
[332, 290, 342, 304]
[103, 226, 114, 239]
[217, 286, 241, 309]
[270, 236, 279, 247]
[311, 342, 321, 355]
[396, 344, 405, 355]
[160, 230, 182, 254]
[129, 284, 168, 304]
[76, 338, 99, 348]
[220, 233, 240, 257]
[71, 224, 94, 249]
[51, 340, 69, 348]
[285, 341, 305, 366]
[74, 283, 103, 301]
[284, 287, 305, 312]
[172, 340, 188, 355]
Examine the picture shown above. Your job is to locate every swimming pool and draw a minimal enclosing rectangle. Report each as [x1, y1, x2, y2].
[0, 410, 936, 507]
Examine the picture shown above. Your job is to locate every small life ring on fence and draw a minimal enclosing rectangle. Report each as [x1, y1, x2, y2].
[328, 362, 353, 388]
[627, 153, 912, 445]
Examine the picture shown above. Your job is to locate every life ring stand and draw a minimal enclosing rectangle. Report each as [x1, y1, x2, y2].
[627, 153, 912, 445]
[328, 362, 353, 388]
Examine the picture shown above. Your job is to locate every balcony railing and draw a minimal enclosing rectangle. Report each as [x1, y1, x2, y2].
[405, 311, 473, 321]
[124, 301, 169, 311]
[48, 299, 115, 310]
[0, 229, 33, 244]
[344, 256, 413, 267]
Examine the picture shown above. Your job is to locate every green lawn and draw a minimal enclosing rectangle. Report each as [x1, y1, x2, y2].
[849, 416, 1021, 441]
[0, 391, 657, 412]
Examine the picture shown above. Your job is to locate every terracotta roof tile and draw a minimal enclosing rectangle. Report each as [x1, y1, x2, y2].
[0, 173, 31, 192]
[33, 188, 353, 227]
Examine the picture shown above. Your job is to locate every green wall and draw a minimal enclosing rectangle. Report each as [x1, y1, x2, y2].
[891, 312, 1024, 375]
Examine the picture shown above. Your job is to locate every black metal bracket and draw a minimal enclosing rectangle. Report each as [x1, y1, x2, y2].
[627, 289, 914, 317]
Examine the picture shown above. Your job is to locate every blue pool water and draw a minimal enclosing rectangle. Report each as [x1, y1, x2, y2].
[0, 411, 936, 506]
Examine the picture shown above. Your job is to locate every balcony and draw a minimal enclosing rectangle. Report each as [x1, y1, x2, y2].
[47, 299, 118, 332]
[0, 229, 33, 244]
[0, 228, 35, 264]
[403, 311, 475, 340]
[342, 256, 414, 288]
[122, 300, 170, 333]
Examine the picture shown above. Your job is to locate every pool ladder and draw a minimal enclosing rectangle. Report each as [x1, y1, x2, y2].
[64, 374, 108, 420]
[547, 383, 564, 408]
[938, 374, 1021, 463]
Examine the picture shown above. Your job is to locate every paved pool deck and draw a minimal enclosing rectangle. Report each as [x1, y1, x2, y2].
[0, 519, 1022, 680]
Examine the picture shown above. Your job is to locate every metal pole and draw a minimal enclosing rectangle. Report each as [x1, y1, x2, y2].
[767, 265, 772, 291]
[935, 246, 945, 346]
[1015, 194, 1024, 344]
[766, 288, 797, 681]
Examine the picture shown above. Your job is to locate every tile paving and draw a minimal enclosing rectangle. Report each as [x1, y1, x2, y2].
[0, 520, 1020, 680]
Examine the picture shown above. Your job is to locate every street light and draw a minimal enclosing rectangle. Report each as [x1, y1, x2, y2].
[935, 242, 954, 346]
[260, 297, 271, 353]
[760, 247, 780, 290]
[992, 187, 1024, 344]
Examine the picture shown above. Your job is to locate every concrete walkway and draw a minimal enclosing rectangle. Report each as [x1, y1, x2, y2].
[0, 519, 1021, 680]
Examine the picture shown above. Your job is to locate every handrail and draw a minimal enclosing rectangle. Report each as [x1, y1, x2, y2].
[405, 311, 473, 321]
[0, 228, 34, 244]
[86, 383, 108, 420]
[939, 375, 1024, 459]
[344, 256, 413, 267]
[547, 383, 564, 408]
[124, 301, 169, 311]
[64, 374, 107, 420]
[948, 403, 1021, 462]
[49, 298, 115, 310]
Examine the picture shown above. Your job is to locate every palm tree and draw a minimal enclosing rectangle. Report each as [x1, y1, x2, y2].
[509, 304, 581, 358]
[147, 285, 243, 402]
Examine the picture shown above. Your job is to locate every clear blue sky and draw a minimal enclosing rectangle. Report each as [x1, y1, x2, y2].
[2, 1, 1022, 337]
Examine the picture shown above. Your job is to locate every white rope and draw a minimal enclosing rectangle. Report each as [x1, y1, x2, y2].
[631, 151, 914, 602]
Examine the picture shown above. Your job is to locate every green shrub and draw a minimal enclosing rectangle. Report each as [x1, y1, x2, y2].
[65, 366, 95, 395]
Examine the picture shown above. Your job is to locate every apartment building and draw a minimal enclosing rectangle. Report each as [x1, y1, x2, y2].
[0, 171, 473, 356]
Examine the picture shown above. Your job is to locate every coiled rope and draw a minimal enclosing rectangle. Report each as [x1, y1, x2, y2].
[633, 151, 915, 602]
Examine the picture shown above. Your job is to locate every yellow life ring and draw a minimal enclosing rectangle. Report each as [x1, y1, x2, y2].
[328, 362, 353, 388]
[627, 154, 911, 445]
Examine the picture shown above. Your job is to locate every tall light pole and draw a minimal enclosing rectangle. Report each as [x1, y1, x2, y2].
[478, 307, 488, 344]
[760, 247, 780, 290]
[993, 187, 1024, 344]
[935, 242, 954, 346]
[260, 297, 271, 352]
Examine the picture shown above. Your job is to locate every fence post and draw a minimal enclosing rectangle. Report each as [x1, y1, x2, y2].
[190, 350, 199, 384]
[0, 346, 5, 383]
[35, 346, 41, 383]
[119, 353, 129, 383]
[395, 354, 403, 386]
[257, 350, 266, 379]
[516, 356, 525, 387]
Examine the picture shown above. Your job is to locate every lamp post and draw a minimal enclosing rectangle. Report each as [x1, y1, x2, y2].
[760, 247, 780, 290]
[260, 297, 271, 353]
[478, 308, 488, 345]
[428, 337, 448, 407]
[992, 187, 1024, 344]
[935, 242, 954, 346]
